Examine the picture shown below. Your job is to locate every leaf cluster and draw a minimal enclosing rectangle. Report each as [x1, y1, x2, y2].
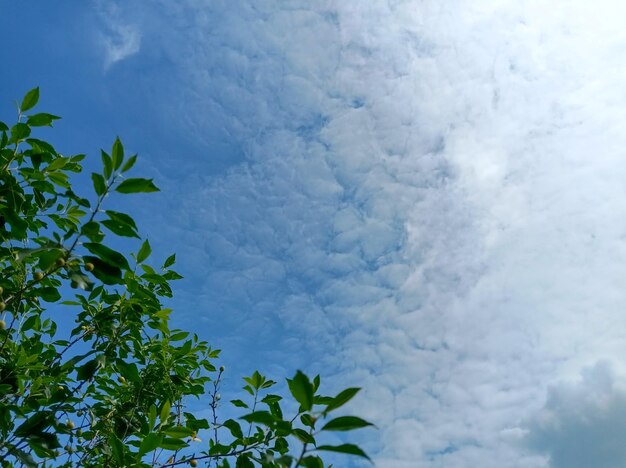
[0, 89, 373, 467]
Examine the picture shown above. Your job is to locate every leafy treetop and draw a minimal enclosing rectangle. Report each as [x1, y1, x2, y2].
[0, 88, 373, 467]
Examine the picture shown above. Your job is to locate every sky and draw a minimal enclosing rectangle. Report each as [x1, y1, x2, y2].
[2, 1, 626, 466]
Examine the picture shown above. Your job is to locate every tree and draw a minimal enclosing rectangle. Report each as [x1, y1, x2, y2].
[0, 88, 373, 467]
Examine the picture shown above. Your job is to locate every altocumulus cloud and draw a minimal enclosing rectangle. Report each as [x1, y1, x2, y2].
[95, 1, 141, 69]
[97, 1, 626, 466]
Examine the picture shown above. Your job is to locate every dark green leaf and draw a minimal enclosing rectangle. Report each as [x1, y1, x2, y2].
[293, 428, 315, 444]
[325, 387, 361, 413]
[102, 219, 140, 238]
[139, 433, 162, 455]
[14, 411, 53, 437]
[77, 358, 99, 380]
[240, 411, 275, 426]
[37, 287, 61, 303]
[109, 435, 125, 464]
[222, 419, 243, 439]
[101, 150, 112, 179]
[27, 113, 60, 127]
[316, 444, 372, 462]
[111, 137, 124, 170]
[236, 455, 254, 468]
[11, 123, 31, 141]
[83, 243, 129, 270]
[163, 253, 176, 268]
[83, 255, 122, 285]
[81, 221, 104, 242]
[121, 153, 137, 173]
[91, 173, 106, 196]
[117, 361, 141, 383]
[287, 370, 314, 411]
[231, 399, 249, 409]
[299, 456, 324, 468]
[321, 416, 374, 432]
[116, 178, 159, 194]
[21, 87, 40, 112]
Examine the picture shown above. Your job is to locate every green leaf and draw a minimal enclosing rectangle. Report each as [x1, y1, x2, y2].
[236, 455, 254, 468]
[102, 219, 139, 238]
[21, 87, 40, 112]
[299, 456, 324, 468]
[292, 428, 315, 444]
[91, 173, 106, 196]
[287, 370, 314, 411]
[137, 239, 151, 263]
[101, 150, 112, 179]
[300, 414, 316, 428]
[46, 156, 69, 171]
[222, 419, 243, 439]
[117, 361, 141, 383]
[83, 243, 129, 270]
[159, 437, 187, 450]
[14, 411, 53, 437]
[148, 405, 157, 429]
[325, 387, 361, 413]
[11, 123, 31, 141]
[111, 137, 124, 170]
[163, 253, 176, 268]
[37, 287, 61, 303]
[139, 433, 162, 455]
[81, 221, 105, 243]
[77, 358, 100, 381]
[121, 153, 137, 173]
[82, 255, 122, 285]
[321, 416, 374, 432]
[240, 411, 275, 426]
[163, 426, 194, 438]
[36, 248, 64, 270]
[316, 444, 372, 462]
[27, 113, 60, 127]
[231, 399, 249, 409]
[116, 178, 159, 194]
[109, 435, 125, 464]
[160, 400, 171, 426]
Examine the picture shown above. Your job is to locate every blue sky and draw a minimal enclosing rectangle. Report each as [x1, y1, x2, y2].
[3, 1, 626, 466]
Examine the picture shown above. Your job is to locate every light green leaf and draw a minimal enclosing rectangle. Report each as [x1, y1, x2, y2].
[160, 400, 171, 426]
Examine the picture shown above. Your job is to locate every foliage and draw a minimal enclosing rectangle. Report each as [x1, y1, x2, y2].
[0, 88, 373, 467]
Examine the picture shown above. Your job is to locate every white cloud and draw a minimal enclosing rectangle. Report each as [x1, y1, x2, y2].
[98, 1, 626, 466]
[96, 2, 141, 69]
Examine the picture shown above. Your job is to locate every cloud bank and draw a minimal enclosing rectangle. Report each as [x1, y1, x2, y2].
[525, 362, 626, 468]
[96, 1, 626, 466]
